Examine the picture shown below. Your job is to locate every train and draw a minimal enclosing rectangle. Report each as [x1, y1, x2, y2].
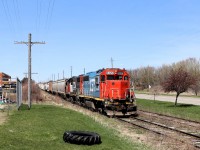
[39, 68, 137, 116]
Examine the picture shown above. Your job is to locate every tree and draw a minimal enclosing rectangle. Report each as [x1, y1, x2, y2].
[131, 66, 157, 90]
[173, 58, 200, 95]
[157, 64, 172, 84]
[22, 78, 42, 102]
[162, 67, 196, 105]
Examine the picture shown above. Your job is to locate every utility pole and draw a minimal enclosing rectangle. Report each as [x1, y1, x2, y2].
[111, 57, 113, 68]
[71, 66, 72, 77]
[24, 73, 38, 78]
[15, 33, 45, 109]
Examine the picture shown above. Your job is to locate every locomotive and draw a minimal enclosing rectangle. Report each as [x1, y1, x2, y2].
[39, 68, 137, 116]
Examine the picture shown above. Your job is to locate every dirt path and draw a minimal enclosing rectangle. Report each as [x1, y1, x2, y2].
[136, 93, 200, 105]
[0, 112, 7, 125]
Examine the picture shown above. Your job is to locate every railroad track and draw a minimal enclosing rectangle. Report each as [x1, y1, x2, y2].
[117, 116, 200, 149]
[138, 109, 200, 124]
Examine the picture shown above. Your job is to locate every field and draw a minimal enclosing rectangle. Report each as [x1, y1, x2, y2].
[0, 104, 148, 150]
[137, 99, 200, 121]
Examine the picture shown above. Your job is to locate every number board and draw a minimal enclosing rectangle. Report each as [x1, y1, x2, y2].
[107, 71, 114, 75]
[117, 72, 123, 75]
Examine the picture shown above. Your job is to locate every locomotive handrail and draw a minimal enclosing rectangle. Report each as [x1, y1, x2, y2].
[125, 88, 135, 101]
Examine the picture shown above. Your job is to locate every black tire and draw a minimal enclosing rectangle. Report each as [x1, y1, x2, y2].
[63, 131, 101, 145]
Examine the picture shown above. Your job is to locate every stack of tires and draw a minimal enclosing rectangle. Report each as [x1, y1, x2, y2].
[63, 131, 101, 145]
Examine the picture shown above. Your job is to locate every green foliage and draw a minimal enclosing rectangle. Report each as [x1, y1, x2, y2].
[0, 105, 148, 150]
[137, 99, 200, 121]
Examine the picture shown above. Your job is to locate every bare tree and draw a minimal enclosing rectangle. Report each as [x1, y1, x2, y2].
[22, 78, 42, 103]
[175, 58, 200, 96]
[190, 82, 200, 96]
[157, 64, 172, 84]
[162, 67, 196, 105]
[132, 66, 157, 90]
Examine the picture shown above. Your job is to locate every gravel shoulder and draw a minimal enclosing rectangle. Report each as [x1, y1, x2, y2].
[136, 94, 200, 106]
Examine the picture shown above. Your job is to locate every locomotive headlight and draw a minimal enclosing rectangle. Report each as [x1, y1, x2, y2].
[129, 99, 134, 103]
[105, 100, 109, 105]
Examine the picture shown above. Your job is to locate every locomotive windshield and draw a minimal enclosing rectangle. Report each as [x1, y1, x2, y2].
[107, 75, 128, 80]
[107, 75, 115, 80]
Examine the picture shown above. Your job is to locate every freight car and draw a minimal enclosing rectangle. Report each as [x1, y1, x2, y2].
[40, 68, 137, 116]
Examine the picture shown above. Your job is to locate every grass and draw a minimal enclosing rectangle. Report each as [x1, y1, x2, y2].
[137, 99, 200, 121]
[0, 104, 148, 150]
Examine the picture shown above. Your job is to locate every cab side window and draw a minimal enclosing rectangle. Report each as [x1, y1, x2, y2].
[124, 76, 128, 80]
[101, 75, 105, 82]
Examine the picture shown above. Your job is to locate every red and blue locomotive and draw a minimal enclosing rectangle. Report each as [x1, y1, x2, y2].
[41, 68, 137, 116]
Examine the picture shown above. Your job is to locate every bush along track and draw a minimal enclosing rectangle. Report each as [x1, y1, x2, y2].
[63, 131, 102, 145]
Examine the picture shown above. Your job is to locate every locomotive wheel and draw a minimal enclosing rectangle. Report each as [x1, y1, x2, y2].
[75, 96, 81, 105]
[63, 131, 101, 145]
[69, 97, 74, 103]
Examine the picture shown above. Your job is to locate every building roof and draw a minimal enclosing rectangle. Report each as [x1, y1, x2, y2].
[0, 72, 11, 78]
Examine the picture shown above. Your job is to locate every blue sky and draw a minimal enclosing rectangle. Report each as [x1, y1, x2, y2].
[0, 0, 200, 82]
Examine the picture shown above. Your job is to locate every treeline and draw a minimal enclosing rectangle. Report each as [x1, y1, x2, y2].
[129, 57, 200, 96]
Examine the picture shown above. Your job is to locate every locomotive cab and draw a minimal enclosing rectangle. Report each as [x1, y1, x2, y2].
[100, 68, 137, 115]
[100, 68, 134, 100]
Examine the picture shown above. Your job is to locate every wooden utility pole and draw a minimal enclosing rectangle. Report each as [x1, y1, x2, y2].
[71, 66, 72, 77]
[24, 73, 38, 78]
[111, 57, 113, 68]
[15, 33, 45, 109]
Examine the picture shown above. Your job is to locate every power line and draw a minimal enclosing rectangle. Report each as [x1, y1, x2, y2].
[45, 0, 51, 30]
[38, 0, 43, 34]
[15, 0, 21, 21]
[13, 0, 21, 37]
[45, 0, 55, 34]
[49, 0, 55, 29]
[5, 0, 15, 34]
[14, 0, 22, 31]
[35, 0, 39, 33]
[36, 0, 43, 35]
[1, 0, 15, 34]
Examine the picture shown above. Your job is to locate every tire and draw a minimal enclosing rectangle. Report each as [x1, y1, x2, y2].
[63, 131, 101, 145]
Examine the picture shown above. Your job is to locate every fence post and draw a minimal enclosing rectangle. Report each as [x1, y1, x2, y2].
[16, 78, 22, 110]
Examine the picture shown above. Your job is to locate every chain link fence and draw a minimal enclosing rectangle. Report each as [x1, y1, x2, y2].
[16, 78, 22, 110]
[0, 78, 22, 111]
